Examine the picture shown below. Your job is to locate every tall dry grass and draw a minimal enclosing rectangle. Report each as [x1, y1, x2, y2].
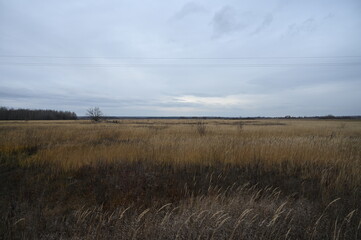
[0, 119, 360, 239]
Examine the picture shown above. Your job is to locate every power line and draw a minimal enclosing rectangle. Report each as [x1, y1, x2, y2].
[0, 55, 361, 60]
[1, 62, 360, 68]
[1, 55, 360, 68]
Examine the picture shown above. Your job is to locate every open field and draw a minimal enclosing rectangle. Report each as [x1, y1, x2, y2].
[1, 119, 361, 239]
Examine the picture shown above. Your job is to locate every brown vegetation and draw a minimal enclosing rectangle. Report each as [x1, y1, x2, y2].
[1, 119, 360, 239]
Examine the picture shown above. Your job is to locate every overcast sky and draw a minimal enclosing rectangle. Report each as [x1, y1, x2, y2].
[1, 0, 361, 117]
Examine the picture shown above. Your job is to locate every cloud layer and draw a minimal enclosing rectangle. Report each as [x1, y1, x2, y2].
[1, 0, 360, 116]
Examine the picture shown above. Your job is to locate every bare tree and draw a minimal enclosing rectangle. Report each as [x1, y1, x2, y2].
[86, 107, 103, 122]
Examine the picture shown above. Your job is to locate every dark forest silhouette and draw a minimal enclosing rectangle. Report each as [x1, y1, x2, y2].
[0, 107, 77, 120]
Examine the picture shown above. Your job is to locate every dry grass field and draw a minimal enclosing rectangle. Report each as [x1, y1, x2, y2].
[1, 119, 361, 239]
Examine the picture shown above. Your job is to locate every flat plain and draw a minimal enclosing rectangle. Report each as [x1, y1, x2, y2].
[1, 119, 360, 239]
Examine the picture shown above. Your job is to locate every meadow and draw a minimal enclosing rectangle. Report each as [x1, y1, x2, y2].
[1, 119, 360, 239]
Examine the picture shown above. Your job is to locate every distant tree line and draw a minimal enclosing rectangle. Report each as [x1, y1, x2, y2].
[0, 107, 77, 120]
[282, 115, 361, 120]
[99, 115, 361, 120]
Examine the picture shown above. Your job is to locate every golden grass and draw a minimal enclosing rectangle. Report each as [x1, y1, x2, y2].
[1, 118, 361, 239]
[1, 119, 360, 187]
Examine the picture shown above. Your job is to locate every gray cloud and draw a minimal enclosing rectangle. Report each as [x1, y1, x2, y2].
[171, 2, 205, 21]
[286, 18, 317, 37]
[252, 13, 273, 35]
[212, 6, 248, 37]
